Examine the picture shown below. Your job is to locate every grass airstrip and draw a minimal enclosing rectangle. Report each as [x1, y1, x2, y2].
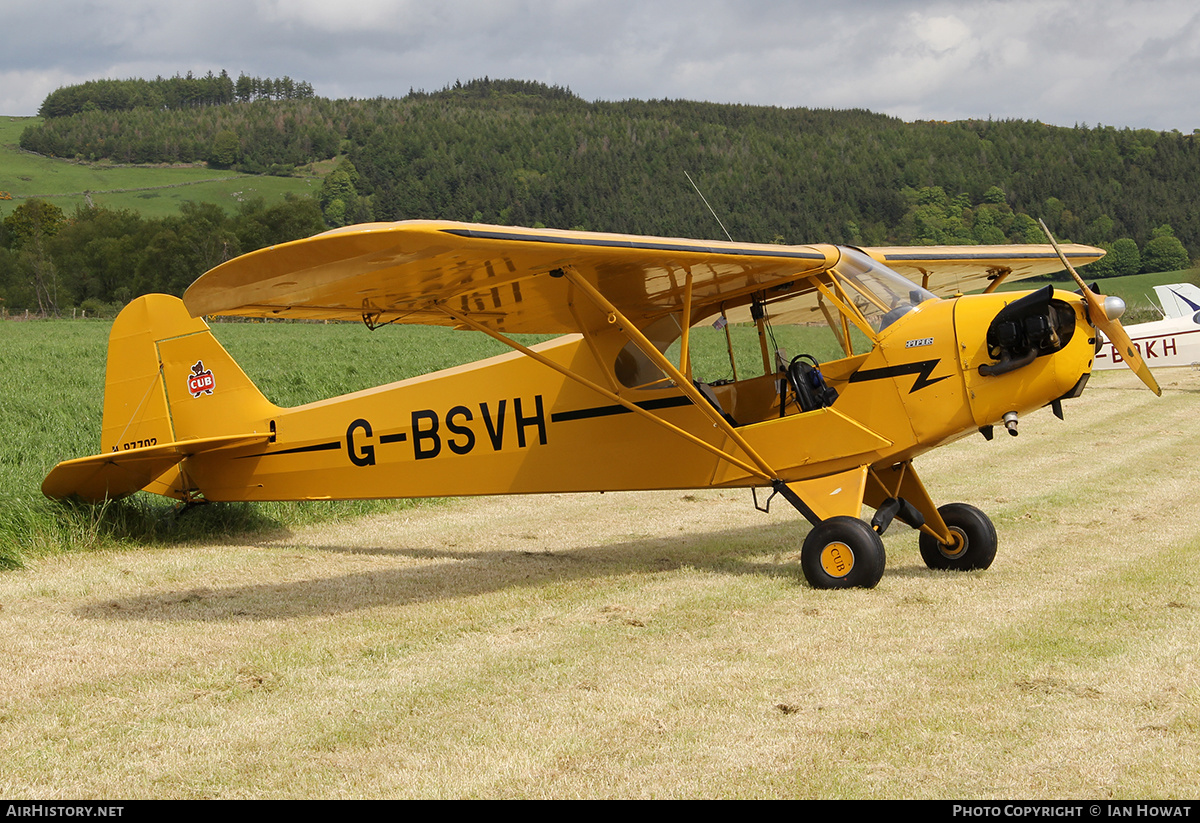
[2, 312, 1200, 798]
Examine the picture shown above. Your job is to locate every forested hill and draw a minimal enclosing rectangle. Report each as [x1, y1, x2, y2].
[17, 77, 1200, 262]
[36, 72, 316, 117]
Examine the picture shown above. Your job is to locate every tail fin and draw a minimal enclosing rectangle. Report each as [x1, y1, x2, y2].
[1153, 283, 1200, 319]
[44, 294, 277, 501]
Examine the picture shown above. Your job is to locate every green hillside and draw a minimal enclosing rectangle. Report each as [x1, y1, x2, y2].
[0, 116, 317, 220]
[16, 79, 1200, 257]
[3, 77, 1198, 315]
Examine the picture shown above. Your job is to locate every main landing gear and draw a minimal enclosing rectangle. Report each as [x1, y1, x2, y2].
[801, 517, 887, 589]
[776, 465, 998, 589]
[918, 503, 997, 572]
[799, 503, 997, 590]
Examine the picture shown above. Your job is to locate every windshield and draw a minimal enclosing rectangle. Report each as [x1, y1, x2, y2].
[832, 247, 937, 332]
[614, 246, 941, 389]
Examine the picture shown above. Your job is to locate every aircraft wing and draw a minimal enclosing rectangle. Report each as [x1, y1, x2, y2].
[183, 221, 1104, 333]
[864, 244, 1104, 296]
[184, 221, 839, 334]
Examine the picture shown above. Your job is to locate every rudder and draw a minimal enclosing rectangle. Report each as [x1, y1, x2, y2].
[98, 294, 277, 497]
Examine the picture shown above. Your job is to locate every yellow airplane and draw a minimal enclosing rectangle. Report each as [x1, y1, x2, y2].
[42, 220, 1160, 588]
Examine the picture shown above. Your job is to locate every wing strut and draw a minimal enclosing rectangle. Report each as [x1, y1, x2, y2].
[559, 267, 781, 482]
[439, 303, 772, 482]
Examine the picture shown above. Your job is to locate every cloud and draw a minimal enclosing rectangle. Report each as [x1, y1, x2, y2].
[1, 0, 1197, 131]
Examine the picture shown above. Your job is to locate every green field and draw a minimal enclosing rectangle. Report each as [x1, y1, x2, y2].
[5, 294, 1200, 798]
[7, 99, 1200, 797]
[998, 266, 1200, 323]
[0, 116, 319, 220]
[0, 318, 505, 568]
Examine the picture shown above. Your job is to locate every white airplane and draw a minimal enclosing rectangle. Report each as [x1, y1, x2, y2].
[1153, 283, 1200, 320]
[1094, 283, 1200, 370]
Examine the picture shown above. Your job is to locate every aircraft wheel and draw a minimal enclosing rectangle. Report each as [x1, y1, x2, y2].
[919, 503, 997, 571]
[800, 516, 886, 589]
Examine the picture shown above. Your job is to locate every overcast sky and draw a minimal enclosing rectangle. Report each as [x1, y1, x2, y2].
[2, 0, 1197, 132]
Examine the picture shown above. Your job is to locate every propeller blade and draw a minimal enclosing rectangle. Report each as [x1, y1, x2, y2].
[1097, 309, 1162, 394]
[1038, 219, 1161, 396]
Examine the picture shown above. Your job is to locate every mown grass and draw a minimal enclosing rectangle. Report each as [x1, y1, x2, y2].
[0, 116, 317, 219]
[2, 369, 1196, 798]
[2, 315, 1199, 797]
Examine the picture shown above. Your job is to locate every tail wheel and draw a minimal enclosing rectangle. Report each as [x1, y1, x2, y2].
[801, 516, 886, 589]
[919, 503, 997, 571]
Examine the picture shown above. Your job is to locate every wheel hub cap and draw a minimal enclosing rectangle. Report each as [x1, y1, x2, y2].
[820, 541, 855, 578]
[939, 527, 968, 559]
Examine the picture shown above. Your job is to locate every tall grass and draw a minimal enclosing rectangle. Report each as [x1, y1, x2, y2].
[0, 319, 510, 567]
[1, 314, 845, 568]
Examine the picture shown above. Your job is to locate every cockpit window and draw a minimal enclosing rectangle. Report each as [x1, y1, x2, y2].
[831, 247, 938, 332]
[612, 247, 939, 389]
[614, 314, 682, 389]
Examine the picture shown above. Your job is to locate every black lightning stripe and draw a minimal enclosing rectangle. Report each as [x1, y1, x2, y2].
[242, 432, 407, 459]
[241, 441, 341, 458]
[848, 359, 948, 394]
[550, 395, 694, 423]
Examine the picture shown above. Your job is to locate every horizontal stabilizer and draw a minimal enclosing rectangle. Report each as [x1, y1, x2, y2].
[42, 433, 270, 503]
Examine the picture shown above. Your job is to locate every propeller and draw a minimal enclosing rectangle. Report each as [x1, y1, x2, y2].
[1038, 219, 1161, 396]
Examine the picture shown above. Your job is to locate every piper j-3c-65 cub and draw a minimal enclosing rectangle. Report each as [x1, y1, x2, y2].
[42, 219, 1161, 589]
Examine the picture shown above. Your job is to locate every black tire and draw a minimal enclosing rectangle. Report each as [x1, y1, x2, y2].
[919, 503, 997, 571]
[801, 516, 886, 589]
